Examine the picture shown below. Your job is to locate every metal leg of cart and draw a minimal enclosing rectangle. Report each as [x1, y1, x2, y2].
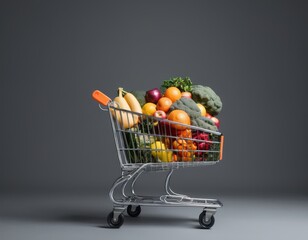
[107, 174, 128, 228]
[164, 169, 188, 197]
[107, 166, 147, 228]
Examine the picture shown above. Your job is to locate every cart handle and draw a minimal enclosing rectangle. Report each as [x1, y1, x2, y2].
[92, 90, 111, 106]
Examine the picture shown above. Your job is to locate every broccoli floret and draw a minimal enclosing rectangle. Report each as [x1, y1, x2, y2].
[169, 97, 201, 119]
[191, 117, 218, 131]
[191, 85, 222, 116]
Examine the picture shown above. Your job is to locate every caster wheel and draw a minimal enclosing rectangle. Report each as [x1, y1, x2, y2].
[199, 211, 215, 229]
[107, 211, 124, 228]
[127, 205, 141, 217]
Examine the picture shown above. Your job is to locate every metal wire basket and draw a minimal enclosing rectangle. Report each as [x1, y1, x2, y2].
[109, 104, 224, 171]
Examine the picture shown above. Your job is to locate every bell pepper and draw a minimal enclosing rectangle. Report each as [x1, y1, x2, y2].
[150, 141, 173, 162]
[172, 138, 197, 162]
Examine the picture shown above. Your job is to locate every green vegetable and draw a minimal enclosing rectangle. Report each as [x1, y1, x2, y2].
[191, 85, 222, 116]
[169, 97, 201, 119]
[169, 97, 218, 131]
[123, 129, 155, 163]
[123, 130, 139, 163]
[191, 117, 218, 132]
[161, 77, 193, 93]
[130, 90, 146, 107]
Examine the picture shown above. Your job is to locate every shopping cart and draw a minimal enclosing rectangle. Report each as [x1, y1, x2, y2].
[92, 90, 224, 229]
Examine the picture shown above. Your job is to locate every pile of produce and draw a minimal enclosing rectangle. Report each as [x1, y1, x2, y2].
[111, 77, 223, 163]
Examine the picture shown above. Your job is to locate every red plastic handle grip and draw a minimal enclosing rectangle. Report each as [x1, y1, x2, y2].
[92, 90, 111, 106]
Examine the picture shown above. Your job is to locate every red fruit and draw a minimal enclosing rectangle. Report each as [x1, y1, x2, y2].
[211, 117, 220, 128]
[205, 113, 212, 118]
[193, 132, 211, 157]
[181, 92, 192, 98]
[154, 110, 167, 119]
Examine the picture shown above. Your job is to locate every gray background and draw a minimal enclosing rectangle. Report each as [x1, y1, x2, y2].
[1, 0, 307, 196]
[1, 1, 308, 239]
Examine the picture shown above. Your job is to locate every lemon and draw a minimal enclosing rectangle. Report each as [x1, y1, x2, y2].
[197, 103, 206, 117]
[150, 141, 172, 162]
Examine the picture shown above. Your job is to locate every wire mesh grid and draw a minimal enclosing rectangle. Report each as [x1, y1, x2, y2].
[106, 103, 223, 171]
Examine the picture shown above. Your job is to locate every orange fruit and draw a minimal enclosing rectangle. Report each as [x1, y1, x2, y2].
[196, 103, 206, 117]
[167, 110, 191, 130]
[142, 102, 156, 116]
[156, 97, 173, 112]
[164, 87, 182, 103]
[177, 129, 192, 138]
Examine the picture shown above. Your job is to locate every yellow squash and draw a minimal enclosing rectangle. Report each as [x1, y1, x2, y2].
[112, 88, 136, 129]
[122, 89, 142, 124]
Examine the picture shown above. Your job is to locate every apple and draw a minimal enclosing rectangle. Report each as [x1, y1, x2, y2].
[181, 92, 192, 98]
[205, 113, 220, 128]
[154, 110, 167, 119]
[205, 113, 212, 118]
[211, 116, 220, 128]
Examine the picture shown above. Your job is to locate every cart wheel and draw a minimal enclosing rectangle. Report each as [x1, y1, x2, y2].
[127, 205, 141, 217]
[199, 211, 215, 229]
[107, 211, 124, 228]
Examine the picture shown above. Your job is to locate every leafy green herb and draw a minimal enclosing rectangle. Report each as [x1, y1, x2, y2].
[161, 77, 193, 92]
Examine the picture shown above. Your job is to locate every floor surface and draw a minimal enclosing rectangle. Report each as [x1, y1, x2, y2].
[1, 193, 308, 240]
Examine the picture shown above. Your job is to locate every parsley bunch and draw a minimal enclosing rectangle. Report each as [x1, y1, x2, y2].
[161, 77, 193, 92]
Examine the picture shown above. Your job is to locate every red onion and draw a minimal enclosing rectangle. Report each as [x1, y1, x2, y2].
[145, 88, 162, 104]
